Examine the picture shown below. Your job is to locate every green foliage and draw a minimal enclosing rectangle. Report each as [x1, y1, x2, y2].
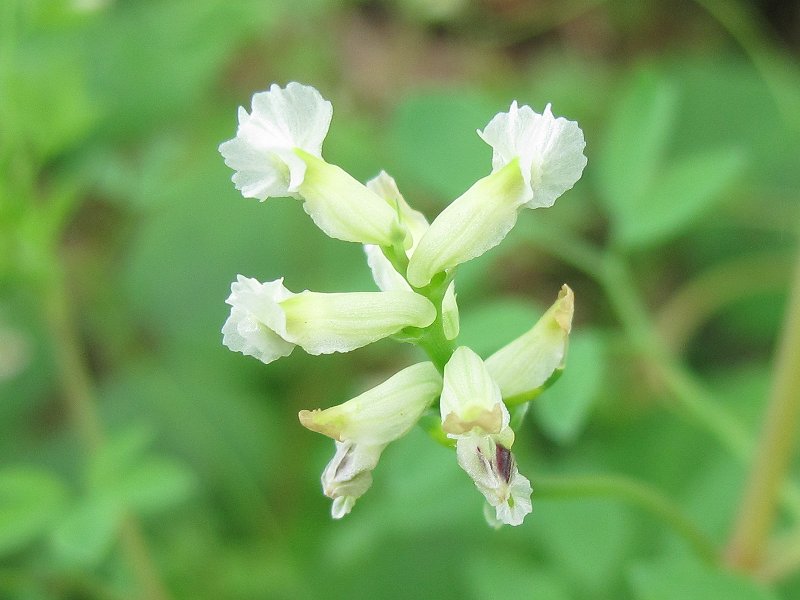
[628, 556, 780, 600]
[596, 69, 745, 249]
[0, 468, 66, 556]
[2, 0, 799, 598]
[534, 330, 607, 444]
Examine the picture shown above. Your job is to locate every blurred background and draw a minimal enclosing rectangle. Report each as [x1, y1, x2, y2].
[1, 0, 800, 598]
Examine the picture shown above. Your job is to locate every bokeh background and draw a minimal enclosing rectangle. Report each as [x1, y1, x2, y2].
[2, 0, 800, 598]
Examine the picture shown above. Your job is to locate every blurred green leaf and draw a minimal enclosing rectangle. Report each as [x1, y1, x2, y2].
[531, 498, 633, 595]
[596, 70, 677, 223]
[0, 468, 66, 556]
[466, 554, 570, 600]
[118, 457, 197, 515]
[388, 90, 494, 200]
[49, 496, 120, 567]
[534, 330, 606, 444]
[617, 147, 745, 248]
[628, 555, 779, 600]
[458, 298, 541, 357]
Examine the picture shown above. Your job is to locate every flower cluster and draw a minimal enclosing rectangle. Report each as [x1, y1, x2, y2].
[219, 82, 585, 526]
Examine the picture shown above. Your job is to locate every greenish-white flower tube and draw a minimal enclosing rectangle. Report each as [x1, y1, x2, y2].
[406, 161, 528, 288]
[485, 284, 574, 401]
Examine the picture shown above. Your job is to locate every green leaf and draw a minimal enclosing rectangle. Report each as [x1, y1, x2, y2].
[596, 69, 678, 224]
[0, 468, 67, 556]
[628, 556, 779, 600]
[617, 147, 745, 248]
[118, 457, 197, 515]
[457, 298, 541, 357]
[534, 330, 606, 444]
[465, 553, 570, 600]
[49, 496, 120, 567]
[388, 90, 495, 200]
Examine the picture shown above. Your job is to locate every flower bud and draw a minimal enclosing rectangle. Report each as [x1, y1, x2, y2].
[485, 284, 574, 402]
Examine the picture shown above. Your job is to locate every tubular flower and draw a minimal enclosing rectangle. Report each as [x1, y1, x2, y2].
[299, 362, 443, 517]
[407, 102, 587, 287]
[440, 347, 532, 526]
[219, 83, 406, 246]
[486, 284, 574, 402]
[222, 275, 436, 364]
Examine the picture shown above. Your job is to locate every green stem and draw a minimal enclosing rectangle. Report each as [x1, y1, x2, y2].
[43, 262, 173, 600]
[524, 227, 800, 520]
[413, 274, 457, 371]
[725, 243, 800, 571]
[535, 474, 719, 565]
[601, 253, 800, 520]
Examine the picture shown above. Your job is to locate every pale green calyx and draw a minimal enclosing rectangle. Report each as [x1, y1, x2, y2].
[222, 275, 436, 363]
[297, 153, 407, 246]
[485, 284, 574, 401]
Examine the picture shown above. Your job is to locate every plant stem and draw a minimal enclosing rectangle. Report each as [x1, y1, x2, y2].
[43, 262, 173, 600]
[535, 474, 719, 565]
[725, 243, 800, 571]
[525, 228, 800, 519]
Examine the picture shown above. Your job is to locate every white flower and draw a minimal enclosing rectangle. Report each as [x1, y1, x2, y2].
[406, 103, 587, 288]
[222, 275, 436, 364]
[478, 101, 587, 208]
[485, 284, 574, 402]
[456, 433, 533, 527]
[219, 83, 405, 246]
[363, 171, 430, 292]
[321, 440, 384, 519]
[362, 172, 461, 335]
[440, 346, 510, 439]
[300, 362, 443, 517]
[219, 82, 332, 201]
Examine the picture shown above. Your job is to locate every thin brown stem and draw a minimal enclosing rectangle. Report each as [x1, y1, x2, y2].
[43, 262, 172, 600]
[725, 243, 800, 571]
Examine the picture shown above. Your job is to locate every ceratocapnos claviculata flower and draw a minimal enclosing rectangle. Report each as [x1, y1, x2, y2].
[219, 82, 585, 526]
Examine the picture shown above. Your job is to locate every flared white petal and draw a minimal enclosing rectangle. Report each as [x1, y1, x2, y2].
[478, 102, 587, 208]
[219, 82, 332, 200]
[456, 433, 532, 527]
[485, 285, 574, 399]
[321, 440, 385, 519]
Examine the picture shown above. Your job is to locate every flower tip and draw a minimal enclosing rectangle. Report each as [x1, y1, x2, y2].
[555, 284, 575, 333]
